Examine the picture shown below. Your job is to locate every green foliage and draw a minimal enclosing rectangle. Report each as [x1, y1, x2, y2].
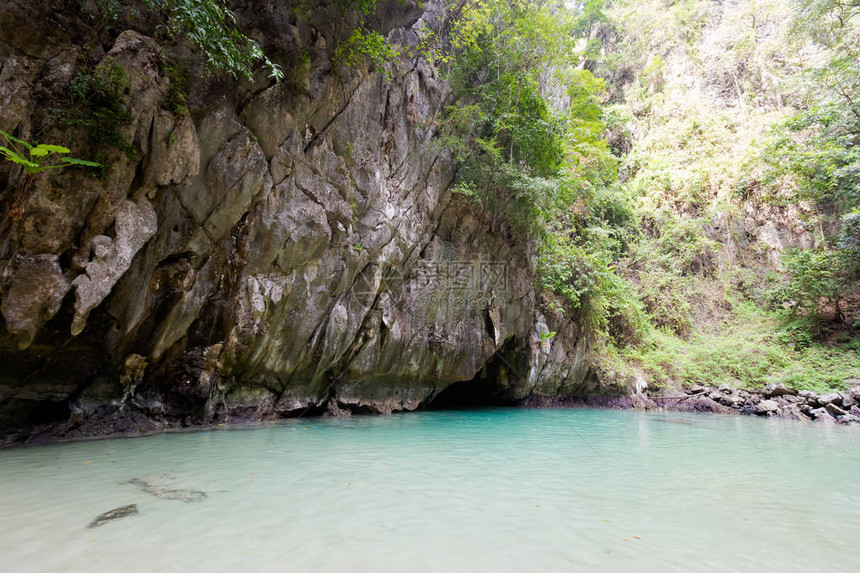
[758, 0, 859, 212]
[326, 1, 403, 80]
[440, 0, 581, 189]
[587, 0, 860, 393]
[436, 0, 645, 333]
[761, 105, 860, 211]
[602, 303, 859, 393]
[159, 56, 190, 115]
[333, 0, 379, 16]
[750, 0, 860, 341]
[98, 0, 282, 81]
[772, 248, 843, 314]
[0, 130, 101, 175]
[839, 207, 860, 255]
[620, 211, 725, 337]
[54, 63, 135, 159]
[540, 331, 557, 342]
[335, 27, 399, 79]
[150, 0, 282, 81]
[641, 55, 665, 93]
[768, 242, 860, 338]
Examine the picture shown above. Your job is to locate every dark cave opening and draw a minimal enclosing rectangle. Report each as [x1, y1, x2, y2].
[426, 337, 526, 409]
[427, 375, 509, 409]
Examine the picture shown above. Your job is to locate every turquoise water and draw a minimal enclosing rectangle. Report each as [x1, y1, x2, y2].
[1, 408, 858, 572]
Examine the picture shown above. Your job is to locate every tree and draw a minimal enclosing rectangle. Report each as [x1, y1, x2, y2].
[99, 0, 283, 81]
[438, 0, 640, 334]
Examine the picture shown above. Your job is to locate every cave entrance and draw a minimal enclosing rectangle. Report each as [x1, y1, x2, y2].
[427, 374, 508, 409]
[426, 337, 526, 409]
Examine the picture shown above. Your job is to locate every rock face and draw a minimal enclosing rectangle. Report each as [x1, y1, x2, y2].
[0, 1, 593, 441]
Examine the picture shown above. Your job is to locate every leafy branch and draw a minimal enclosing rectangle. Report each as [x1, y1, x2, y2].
[0, 130, 101, 174]
[1, 129, 101, 222]
[98, 0, 283, 81]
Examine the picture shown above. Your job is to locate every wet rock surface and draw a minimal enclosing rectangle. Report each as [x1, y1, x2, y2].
[87, 504, 138, 528]
[681, 383, 860, 424]
[521, 381, 860, 426]
[128, 475, 207, 503]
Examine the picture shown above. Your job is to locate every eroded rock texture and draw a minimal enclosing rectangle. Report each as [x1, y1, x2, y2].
[0, 1, 593, 441]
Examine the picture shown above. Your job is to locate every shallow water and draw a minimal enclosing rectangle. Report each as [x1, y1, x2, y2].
[1, 409, 858, 572]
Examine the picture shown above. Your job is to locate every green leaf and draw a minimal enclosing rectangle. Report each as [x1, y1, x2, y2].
[30, 144, 70, 157]
[0, 128, 32, 150]
[0, 145, 25, 161]
[61, 157, 102, 168]
[0, 146, 39, 170]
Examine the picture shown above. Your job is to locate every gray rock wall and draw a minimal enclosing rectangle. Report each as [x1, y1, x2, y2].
[0, 1, 594, 440]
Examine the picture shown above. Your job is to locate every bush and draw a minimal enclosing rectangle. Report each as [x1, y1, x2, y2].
[768, 245, 858, 339]
[334, 27, 400, 79]
[97, 0, 282, 81]
[608, 303, 859, 393]
[54, 63, 135, 159]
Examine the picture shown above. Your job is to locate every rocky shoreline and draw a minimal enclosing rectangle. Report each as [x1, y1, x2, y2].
[525, 382, 860, 426]
[2, 383, 856, 447]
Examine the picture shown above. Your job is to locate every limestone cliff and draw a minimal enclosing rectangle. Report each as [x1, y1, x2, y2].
[0, 1, 594, 441]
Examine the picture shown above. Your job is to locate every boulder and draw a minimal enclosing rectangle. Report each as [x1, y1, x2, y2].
[780, 403, 809, 422]
[825, 402, 847, 418]
[755, 400, 779, 415]
[763, 383, 797, 398]
[818, 392, 844, 406]
[809, 408, 836, 423]
[71, 199, 158, 336]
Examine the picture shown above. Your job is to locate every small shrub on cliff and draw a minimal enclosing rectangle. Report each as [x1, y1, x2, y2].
[0, 129, 101, 219]
[0, 130, 101, 175]
[159, 55, 191, 115]
[53, 63, 135, 159]
[97, 0, 283, 81]
[769, 243, 859, 341]
[334, 27, 399, 79]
